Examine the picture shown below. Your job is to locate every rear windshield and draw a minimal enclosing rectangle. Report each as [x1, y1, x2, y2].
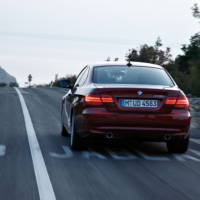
[93, 65, 174, 86]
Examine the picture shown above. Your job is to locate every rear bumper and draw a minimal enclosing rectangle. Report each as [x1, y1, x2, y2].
[76, 108, 191, 141]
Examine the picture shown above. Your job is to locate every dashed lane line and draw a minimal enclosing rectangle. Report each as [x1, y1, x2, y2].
[190, 138, 200, 145]
[170, 154, 186, 161]
[15, 87, 56, 200]
[134, 150, 171, 161]
[189, 149, 200, 157]
[182, 154, 200, 162]
[106, 148, 138, 160]
[0, 145, 6, 156]
[49, 145, 200, 162]
[49, 146, 73, 159]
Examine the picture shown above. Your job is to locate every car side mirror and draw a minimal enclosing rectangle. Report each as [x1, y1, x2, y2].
[58, 80, 73, 89]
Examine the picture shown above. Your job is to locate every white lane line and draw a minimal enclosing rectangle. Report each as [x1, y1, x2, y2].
[134, 150, 170, 161]
[15, 88, 56, 200]
[189, 149, 200, 157]
[49, 146, 74, 159]
[82, 149, 107, 160]
[190, 138, 200, 145]
[0, 145, 6, 156]
[183, 154, 200, 162]
[170, 154, 186, 161]
[107, 148, 138, 160]
[62, 145, 74, 157]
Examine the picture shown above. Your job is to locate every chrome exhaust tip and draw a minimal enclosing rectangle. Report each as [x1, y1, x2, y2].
[163, 134, 172, 141]
[106, 132, 113, 139]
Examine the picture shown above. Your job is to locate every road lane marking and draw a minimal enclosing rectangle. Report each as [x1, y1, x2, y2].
[170, 154, 186, 161]
[15, 88, 56, 200]
[190, 138, 200, 145]
[0, 145, 6, 156]
[134, 150, 170, 161]
[50, 145, 73, 159]
[189, 149, 200, 157]
[107, 148, 138, 160]
[49, 146, 200, 162]
[82, 149, 107, 160]
[183, 154, 200, 162]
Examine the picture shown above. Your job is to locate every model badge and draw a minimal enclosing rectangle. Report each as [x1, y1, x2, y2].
[137, 90, 143, 96]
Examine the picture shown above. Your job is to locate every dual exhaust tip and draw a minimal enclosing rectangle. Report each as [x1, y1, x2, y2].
[106, 132, 113, 139]
[105, 132, 172, 141]
[163, 134, 172, 141]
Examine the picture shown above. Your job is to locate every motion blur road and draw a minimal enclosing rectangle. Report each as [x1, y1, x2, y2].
[0, 87, 200, 200]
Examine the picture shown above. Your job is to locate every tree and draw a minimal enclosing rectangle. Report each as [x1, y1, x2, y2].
[171, 4, 200, 95]
[173, 32, 200, 95]
[126, 37, 172, 66]
[52, 74, 77, 88]
[124, 4, 200, 96]
[190, 60, 200, 96]
[175, 33, 200, 73]
[192, 4, 200, 21]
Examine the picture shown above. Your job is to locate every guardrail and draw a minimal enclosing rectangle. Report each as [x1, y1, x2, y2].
[190, 98, 200, 101]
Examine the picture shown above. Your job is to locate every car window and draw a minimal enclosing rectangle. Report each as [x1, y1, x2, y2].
[93, 65, 174, 86]
[78, 67, 89, 86]
[74, 66, 88, 87]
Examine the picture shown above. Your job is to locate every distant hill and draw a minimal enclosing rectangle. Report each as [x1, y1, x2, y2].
[0, 66, 18, 86]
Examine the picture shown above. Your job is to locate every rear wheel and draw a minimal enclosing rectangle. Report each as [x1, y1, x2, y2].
[61, 104, 69, 137]
[167, 137, 189, 153]
[70, 115, 82, 150]
[61, 125, 69, 137]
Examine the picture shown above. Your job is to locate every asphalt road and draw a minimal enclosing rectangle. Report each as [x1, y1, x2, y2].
[0, 87, 200, 200]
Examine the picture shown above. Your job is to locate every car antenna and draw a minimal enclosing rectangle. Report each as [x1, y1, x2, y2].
[126, 53, 134, 67]
[127, 58, 132, 67]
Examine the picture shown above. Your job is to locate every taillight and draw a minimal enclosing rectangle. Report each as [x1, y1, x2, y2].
[84, 95, 102, 105]
[165, 97, 177, 105]
[84, 94, 114, 105]
[175, 97, 189, 108]
[165, 96, 189, 109]
[101, 95, 113, 103]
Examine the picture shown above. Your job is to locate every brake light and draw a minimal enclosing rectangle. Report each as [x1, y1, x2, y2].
[101, 95, 114, 103]
[84, 94, 114, 105]
[175, 97, 189, 108]
[85, 95, 102, 105]
[165, 96, 189, 109]
[165, 97, 177, 105]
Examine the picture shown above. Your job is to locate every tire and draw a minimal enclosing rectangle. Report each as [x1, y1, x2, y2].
[61, 125, 69, 137]
[70, 115, 82, 150]
[61, 104, 69, 137]
[167, 137, 189, 153]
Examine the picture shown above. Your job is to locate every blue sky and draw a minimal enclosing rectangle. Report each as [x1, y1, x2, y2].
[0, 0, 199, 86]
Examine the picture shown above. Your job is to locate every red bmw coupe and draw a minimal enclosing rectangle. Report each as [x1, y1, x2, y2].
[61, 62, 191, 153]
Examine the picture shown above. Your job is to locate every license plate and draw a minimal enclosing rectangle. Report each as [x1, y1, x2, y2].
[120, 99, 158, 108]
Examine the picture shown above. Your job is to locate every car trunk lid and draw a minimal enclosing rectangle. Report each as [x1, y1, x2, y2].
[93, 84, 181, 113]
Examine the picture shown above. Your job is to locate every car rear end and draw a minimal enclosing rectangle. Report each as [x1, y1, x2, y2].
[77, 63, 191, 152]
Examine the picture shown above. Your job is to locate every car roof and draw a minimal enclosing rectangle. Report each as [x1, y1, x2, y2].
[89, 61, 163, 69]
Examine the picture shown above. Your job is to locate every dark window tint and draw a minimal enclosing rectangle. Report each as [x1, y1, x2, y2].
[93, 65, 174, 86]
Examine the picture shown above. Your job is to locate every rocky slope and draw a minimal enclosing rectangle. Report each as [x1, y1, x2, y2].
[0, 66, 17, 85]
